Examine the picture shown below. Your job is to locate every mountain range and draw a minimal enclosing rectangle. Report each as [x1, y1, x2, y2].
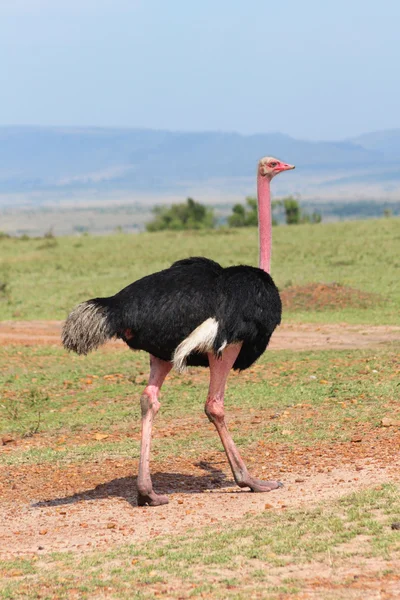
[1, 126, 400, 207]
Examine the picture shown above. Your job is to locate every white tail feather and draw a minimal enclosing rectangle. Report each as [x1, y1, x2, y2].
[62, 301, 114, 355]
[173, 318, 219, 373]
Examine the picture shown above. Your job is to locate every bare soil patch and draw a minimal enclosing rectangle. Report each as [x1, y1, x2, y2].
[1, 320, 399, 351]
[1, 425, 399, 558]
[0, 462, 397, 560]
[281, 282, 382, 311]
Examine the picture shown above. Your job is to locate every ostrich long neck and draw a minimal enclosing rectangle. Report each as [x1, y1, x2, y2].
[257, 173, 272, 273]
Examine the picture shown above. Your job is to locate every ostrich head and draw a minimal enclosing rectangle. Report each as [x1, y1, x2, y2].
[258, 156, 295, 179]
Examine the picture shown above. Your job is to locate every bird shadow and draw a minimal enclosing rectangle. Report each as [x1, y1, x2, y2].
[32, 461, 235, 509]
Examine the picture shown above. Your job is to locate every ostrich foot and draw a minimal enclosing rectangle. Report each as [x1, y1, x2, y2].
[137, 491, 169, 507]
[240, 478, 283, 493]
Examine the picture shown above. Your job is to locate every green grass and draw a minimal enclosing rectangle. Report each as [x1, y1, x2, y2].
[1, 484, 399, 599]
[1, 344, 398, 465]
[0, 218, 399, 323]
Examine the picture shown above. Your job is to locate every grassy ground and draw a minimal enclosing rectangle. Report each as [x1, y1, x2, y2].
[1, 484, 399, 599]
[1, 345, 399, 466]
[0, 218, 399, 323]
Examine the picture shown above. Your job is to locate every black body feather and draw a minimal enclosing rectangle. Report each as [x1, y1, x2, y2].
[80, 257, 281, 371]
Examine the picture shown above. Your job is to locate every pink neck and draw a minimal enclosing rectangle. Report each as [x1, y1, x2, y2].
[257, 173, 272, 273]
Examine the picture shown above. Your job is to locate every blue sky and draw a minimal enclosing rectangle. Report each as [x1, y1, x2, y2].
[1, 0, 399, 140]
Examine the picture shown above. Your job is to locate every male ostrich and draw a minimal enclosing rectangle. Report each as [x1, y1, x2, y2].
[62, 157, 295, 506]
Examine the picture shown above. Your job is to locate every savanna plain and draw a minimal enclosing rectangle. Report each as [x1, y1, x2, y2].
[0, 219, 399, 599]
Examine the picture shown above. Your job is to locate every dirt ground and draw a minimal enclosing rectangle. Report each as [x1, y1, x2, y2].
[1, 320, 400, 597]
[1, 445, 399, 559]
[1, 319, 399, 351]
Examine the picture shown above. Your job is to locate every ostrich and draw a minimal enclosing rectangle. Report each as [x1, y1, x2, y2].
[62, 157, 295, 506]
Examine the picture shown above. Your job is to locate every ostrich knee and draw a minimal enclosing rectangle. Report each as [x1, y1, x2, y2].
[205, 395, 225, 424]
[140, 389, 161, 418]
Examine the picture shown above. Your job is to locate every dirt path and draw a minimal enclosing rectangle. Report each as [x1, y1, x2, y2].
[1, 422, 399, 559]
[1, 320, 400, 350]
[1, 456, 398, 559]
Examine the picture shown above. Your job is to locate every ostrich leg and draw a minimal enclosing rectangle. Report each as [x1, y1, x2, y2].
[137, 355, 172, 506]
[205, 345, 282, 492]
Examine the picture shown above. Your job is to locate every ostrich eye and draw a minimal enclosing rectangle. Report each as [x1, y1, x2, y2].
[269, 162, 278, 167]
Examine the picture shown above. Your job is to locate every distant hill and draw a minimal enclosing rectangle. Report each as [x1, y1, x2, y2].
[0, 126, 399, 206]
[350, 129, 400, 160]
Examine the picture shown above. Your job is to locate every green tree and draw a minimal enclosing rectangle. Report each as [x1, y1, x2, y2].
[228, 197, 259, 227]
[228, 203, 246, 227]
[273, 196, 322, 225]
[310, 211, 322, 223]
[146, 198, 215, 232]
[283, 197, 301, 224]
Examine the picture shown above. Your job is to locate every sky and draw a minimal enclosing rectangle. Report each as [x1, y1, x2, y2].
[0, 0, 399, 140]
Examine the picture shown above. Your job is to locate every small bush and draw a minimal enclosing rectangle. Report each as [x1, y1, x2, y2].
[37, 228, 58, 249]
[0, 266, 11, 301]
[146, 198, 215, 231]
